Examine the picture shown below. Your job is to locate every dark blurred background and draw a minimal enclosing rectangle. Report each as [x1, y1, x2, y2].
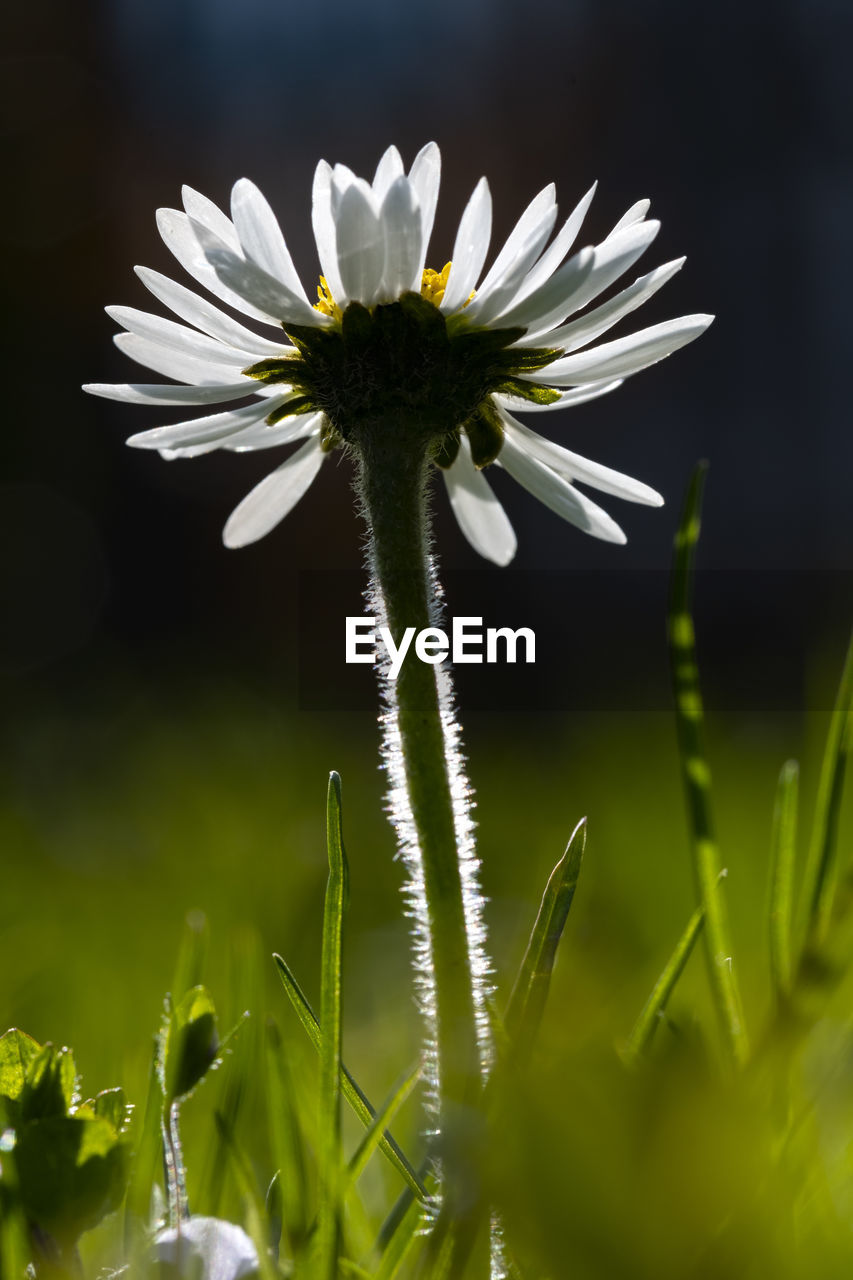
[1, 0, 851, 1106]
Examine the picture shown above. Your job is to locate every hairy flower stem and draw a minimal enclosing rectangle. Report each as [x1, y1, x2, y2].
[355, 429, 485, 1187]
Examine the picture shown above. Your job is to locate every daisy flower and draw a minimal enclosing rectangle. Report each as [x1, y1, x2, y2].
[84, 142, 711, 564]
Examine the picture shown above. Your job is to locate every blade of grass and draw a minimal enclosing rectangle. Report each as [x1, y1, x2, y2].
[345, 1059, 423, 1194]
[265, 1019, 309, 1256]
[504, 817, 586, 1057]
[123, 1038, 164, 1236]
[170, 909, 209, 1003]
[273, 955, 428, 1202]
[669, 462, 749, 1067]
[768, 760, 799, 1001]
[212, 1111, 281, 1280]
[315, 771, 349, 1280]
[375, 1191, 430, 1280]
[801, 630, 853, 947]
[621, 905, 705, 1065]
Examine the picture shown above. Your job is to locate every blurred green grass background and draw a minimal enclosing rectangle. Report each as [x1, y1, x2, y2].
[2, 631, 852, 1275]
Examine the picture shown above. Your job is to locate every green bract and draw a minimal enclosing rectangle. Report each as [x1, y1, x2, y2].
[244, 292, 560, 469]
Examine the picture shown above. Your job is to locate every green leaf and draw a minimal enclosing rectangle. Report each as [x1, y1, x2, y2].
[316, 770, 349, 1280]
[668, 463, 749, 1068]
[124, 1038, 164, 1231]
[160, 985, 219, 1106]
[344, 1058, 422, 1194]
[92, 1088, 129, 1134]
[621, 905, 705, 1065]
[273, 954, 427, 1203]
[0, 1029, 41, 1103]
[768, 760, 799, 1002]
[20, 1044, 78, 1122]
[13, 1114, 129, 1249]
[801, 629, 853, 947]
[504, 817, 586, 1060]
[375, 1192, 429, 1280]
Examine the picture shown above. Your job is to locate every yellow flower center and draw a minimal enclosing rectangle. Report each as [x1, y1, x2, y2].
[314, 263, 457, 319]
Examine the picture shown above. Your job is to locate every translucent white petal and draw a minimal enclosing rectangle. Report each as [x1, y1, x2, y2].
[443, 437, 516, 565]
[515, 221, 661, 338]
[152, 1215, 258, 1280]
[312, 160, 345, 301]
[440, 177, 492, 314]
[181, 186, 241, 250]
[373, 145, 405, 200]
[463, 184, 557, 319]
[523, 314, 713, 385]
[223, 438, 325, 548]
[507, 182, 597, 308]
[607, 198, 650, 236]
[191, 218, 328, 328]
[502, 415, 663, 506]
[514, 259, 684, 352]
[157, 208, 278, 324]
[107, 306, 258, 368]
[494, 379, 624, 414]
[408, 142, 441, 278]
[114, 332, 253, 385]
[83, 380, 256, 406]
[135, 267, 290, 356]
[380, 177, 423, 298]
[126, 392, 294, 450]
[230, 178, 308, 301]
[464, 198, 559, 326]
[334, 182, 385, 306]
[224, 410, 323, 452]
[498, 432, 626, 543]
[494, 246, 595, 334]
[163, 411, 322, 459]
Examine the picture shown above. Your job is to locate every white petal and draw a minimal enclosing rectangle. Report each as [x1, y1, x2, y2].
[502, 415, 663, 506]
[508, 182, 597, 308]
[494, 246, 595, 334]
[440, 178, 492, 314]
[191, 218, 328, 328]
[114, 332, 255, 385]
[181, 186, 241, 250]
[442, 438, 516, 565]
[225, 410, 323, 452]
[107, 306, 258, 368]
[157, 208, 278, 324]
[498, 431, 626, 543]
[83, 380, 256, 406]
[464, 200, 559, 326]
[515, 221, 661, 338]
[334, 182, 385, 306]
[312, 160, 345, 301]
[230, 178, 309, 302]
[380, 177, 423, 298]
[126, 393, 293, 450]
[524, 314, 714, 385]
[494, 379, 624, 414]
[514, 258, 684, 352]
[163, 411, 322, 459]
[607, 199, 650, 236]
[152, 1215, 258, 1280]
[373, 145, 405, 200]
[223, 438, 325, 548]
[464, 185, 557, 321]
[408, 142, 441, 277]
[135, 267, 290, 356]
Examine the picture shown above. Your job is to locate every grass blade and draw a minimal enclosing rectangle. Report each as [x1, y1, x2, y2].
[768, 760, 799, 1001]
[504, 817, 586, 1057]
[345, 1058, 423, 1193]
[273, 955, 428, 1202]
[266, 1019, 310, 1256]
[668, 462, 749, 1067]
[375, 1192, 430, 1280]
[123, 1038, 164, 1234]
[801, 630, 853, 946]
[622, 905, 705, 1065]
[315, 771, 349, 1280]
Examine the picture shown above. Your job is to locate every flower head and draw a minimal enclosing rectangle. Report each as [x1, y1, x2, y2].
[85, 143, 711, 563]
